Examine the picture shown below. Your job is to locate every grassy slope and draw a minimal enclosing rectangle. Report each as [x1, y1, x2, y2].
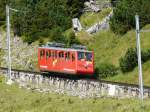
[94, 25, 150, 85]
[106, 60, 150, 85]
[89, 25, 150, 66]
[78, 9, 150, 85]
[80, 8, 112, 28]
[0, 76, 150, 112]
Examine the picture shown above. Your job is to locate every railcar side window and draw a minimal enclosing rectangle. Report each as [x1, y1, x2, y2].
[40, 50, 45, 59]
[52, 51, 55, 57]
[49, 50, 51, 57]
[85, 52, 92, 61]
[65, 52, 70, 60]
[72, 54, 75, 61]
[46, 51, 49, 59]
[40, 50, 42, 58]
[54, 51, 57, 58]
[59, 51, 64, 58]
[78, 52, 84, 60]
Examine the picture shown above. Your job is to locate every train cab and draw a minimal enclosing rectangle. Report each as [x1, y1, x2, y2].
[76, 51, 94, 75]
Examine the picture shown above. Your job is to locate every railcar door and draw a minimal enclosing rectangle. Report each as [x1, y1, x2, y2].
[48, 50, 58, 72]
[63, 51, 76, 74]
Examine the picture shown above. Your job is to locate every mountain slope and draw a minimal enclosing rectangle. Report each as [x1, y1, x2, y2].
[77, 16, 150, 85]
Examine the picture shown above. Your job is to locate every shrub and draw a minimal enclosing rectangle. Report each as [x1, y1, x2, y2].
[49, 27, 66, 43]
[119, 48, 137, 73]
[38, 38, 44, 46]
[66, 31, 80, 47]
[119, 48, 150, 73]
[95, 63, 118, 78]
[22, 35, 38, 44]
[141, 49, 150, 63]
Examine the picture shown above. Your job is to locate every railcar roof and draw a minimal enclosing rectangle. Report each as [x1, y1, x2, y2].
[38, 46, 92, 52]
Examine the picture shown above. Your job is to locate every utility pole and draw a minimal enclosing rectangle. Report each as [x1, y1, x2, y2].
[135, 15, 144, 102]
[6, 5, 13, 85]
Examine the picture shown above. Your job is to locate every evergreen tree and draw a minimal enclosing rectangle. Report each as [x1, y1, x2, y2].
[0, 0, 7, 26]
[0, 0, 85, 43]
[110, 0, 150, 34]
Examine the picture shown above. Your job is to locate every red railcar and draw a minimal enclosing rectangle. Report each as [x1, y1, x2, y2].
[38, 43, 94, 75]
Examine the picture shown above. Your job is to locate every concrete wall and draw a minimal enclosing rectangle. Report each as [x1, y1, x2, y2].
[1, 70, 150, 99]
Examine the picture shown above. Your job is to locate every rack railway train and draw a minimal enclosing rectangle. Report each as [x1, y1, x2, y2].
[38, 43, 94, 76]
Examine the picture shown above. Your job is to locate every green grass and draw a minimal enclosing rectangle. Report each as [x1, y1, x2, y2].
[0, 76, 150, 112]
[80, 8, 112, 28]
[89, 25, 150, 66]
[76, 24, 150, 85]
[106, 60, 150, 86]
[78, 4, 150, 85]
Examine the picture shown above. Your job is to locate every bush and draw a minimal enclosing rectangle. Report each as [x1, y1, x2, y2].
[119, 48, 150, 73]
[38, 38, 44, 46]
[66, 31, 80, 47]
[119, 48, 137, 73]
[49, 27, 66, 43]
[141, 49, 150, 63]
[95, 63, 118, 78]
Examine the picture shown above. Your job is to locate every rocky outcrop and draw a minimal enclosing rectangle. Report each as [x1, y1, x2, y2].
[0, 30, 38, 71]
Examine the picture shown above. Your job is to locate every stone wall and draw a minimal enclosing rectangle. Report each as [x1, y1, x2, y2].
[86, 11, 113, 34]
[1, 70, 150, 99]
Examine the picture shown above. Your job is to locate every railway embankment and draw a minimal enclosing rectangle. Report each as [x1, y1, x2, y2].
[1, 68, 150, 99]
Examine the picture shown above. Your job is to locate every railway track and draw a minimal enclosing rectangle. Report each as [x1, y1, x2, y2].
[0, 67, 150, 98]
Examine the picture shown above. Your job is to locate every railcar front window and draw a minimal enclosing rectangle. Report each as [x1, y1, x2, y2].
[85, 52, 92, 61]
[78, 52, 84, 60]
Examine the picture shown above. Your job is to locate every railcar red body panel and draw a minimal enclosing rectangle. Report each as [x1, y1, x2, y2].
[38, 45, 94, 75]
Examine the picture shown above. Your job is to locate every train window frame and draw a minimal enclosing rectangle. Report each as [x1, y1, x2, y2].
[78, 52, 85, 60]
[85, 52, 92, 61]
